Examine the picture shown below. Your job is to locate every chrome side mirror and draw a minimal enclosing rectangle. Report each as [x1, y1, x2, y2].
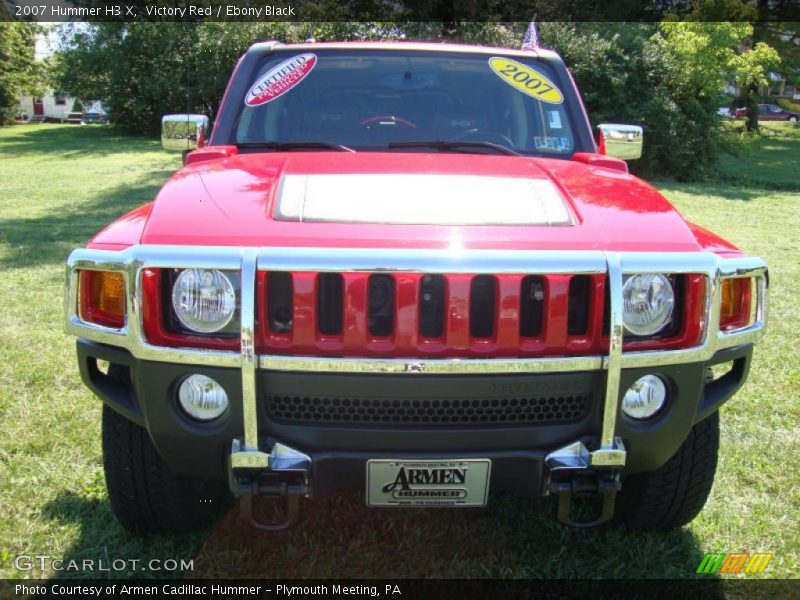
[598, 124, 643, 160]
[161, 114, 209, 152]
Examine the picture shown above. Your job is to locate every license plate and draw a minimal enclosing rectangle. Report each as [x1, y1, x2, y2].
[366, 459, 491, 507]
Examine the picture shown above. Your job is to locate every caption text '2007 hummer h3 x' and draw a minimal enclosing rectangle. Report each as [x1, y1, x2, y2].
[66, 41, 767, 533]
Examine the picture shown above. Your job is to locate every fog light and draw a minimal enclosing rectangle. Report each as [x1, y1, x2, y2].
[178, 374, 228, 421]
[622, 375, 667, 420]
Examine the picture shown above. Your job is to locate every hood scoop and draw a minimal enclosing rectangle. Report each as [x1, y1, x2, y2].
[274, 173, 574, 226]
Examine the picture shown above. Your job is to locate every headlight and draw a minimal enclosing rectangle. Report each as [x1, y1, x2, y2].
[622, 274, 675, 336]
[178, 374, 229, 421]
[171, 269, 237, 333]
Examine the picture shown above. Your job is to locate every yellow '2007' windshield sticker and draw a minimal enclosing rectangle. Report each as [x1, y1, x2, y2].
[488, 57, 563, 104]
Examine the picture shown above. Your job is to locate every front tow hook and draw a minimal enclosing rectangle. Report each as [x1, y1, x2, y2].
[549, 473, 621, 528]
[239, 481, 308, 531]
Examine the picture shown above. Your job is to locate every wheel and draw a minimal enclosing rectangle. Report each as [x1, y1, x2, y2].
[102, 402, 229, 533]
[614, 411, 719, 530]
[789, 116, 797, 122]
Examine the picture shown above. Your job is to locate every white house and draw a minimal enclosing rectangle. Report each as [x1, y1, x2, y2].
[17, 92, 76, 121]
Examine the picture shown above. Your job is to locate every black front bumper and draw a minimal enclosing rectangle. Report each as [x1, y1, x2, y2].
[77, 339, 753, 499]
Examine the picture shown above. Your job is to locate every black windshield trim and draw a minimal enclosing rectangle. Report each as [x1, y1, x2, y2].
[388, 140, 521, 156]
[236, 141, 355, 152]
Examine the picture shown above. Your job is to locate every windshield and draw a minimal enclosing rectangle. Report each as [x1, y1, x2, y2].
[233, 49, 580, 156]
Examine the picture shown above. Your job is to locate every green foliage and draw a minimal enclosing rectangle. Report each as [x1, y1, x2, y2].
[753, 6, 800, 86]
[0, 23, 47, 125]
[534, 22, 781, 179]
[776, 98, 800, 113]
[715, 119, 760, 157]
[54, 22, 395, 134]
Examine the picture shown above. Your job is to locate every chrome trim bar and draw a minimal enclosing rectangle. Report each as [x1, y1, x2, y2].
[257, 246, 608, 274]
[259, 354, 604, 374]
[65, 245, 768, 369]
[65, 244, 768, 471]
[600, 253, 623, 452]
[233, 248, 270, 468]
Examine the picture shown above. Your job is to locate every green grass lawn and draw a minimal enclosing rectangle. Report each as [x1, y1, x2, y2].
[0, 124, 797, 582]
[716, 122, 800, 191]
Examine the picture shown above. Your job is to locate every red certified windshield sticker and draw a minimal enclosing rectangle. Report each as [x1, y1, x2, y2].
[245, 53, 316, 107]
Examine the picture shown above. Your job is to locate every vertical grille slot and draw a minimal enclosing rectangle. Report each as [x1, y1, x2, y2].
[368, 274, 395, 337]
[520, 275, 545, 337]
[419, 274, 445, 338]
[317, 273, 344, 335]
[469, 275, 496, 338]
[568, 275, 590, 335]
[267, 272, 293, 333]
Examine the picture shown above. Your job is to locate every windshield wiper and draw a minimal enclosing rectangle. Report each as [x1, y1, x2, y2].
[236, 141, 355, 152]
[388, 140, 520, 156]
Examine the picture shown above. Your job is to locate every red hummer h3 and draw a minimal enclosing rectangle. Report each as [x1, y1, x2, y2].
[66, 41, 767, 533]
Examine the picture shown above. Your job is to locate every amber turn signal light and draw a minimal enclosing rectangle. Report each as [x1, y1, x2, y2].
[79, 270, 126, 328]
[720, 277, 752, 331]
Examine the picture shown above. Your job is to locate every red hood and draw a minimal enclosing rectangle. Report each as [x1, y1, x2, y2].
[138, 152, 704, 252]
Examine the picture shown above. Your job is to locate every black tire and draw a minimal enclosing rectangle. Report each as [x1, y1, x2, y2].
[789, 116, 798, 122]
[102, 404, 229, 533]
[614, 412, 720, 530]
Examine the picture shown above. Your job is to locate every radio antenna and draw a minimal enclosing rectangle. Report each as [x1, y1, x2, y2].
[185, 22, 191, 116]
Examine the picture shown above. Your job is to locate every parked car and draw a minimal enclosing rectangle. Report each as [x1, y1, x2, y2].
[65, 41, 767, 534]
[734, 103, 799, 121]
[81, 112, 108, 124]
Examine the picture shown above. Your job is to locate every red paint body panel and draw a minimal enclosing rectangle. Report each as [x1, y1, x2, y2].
[139, 151, 718, 254]
[88, 203, 153, 250]
[684, 222, 741, 257]
[185, 145, 238, 166]
[88, 163, 741, 256]
[572, 152, 627, 173]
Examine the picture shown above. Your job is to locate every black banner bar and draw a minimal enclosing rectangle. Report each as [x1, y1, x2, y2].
[4, 0, 797, 23]
[1, 579, 798, 600]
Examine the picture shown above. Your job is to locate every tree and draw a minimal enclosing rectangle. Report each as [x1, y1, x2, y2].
[655, 22, 779, 133]
[54, 22, 392, 134]
[0, 23, 48, 124]
[753, 0, 800, 85]
[680, 0, 784, 132]
[535, 21, 780, 178]
[732, 36, 782, 132]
